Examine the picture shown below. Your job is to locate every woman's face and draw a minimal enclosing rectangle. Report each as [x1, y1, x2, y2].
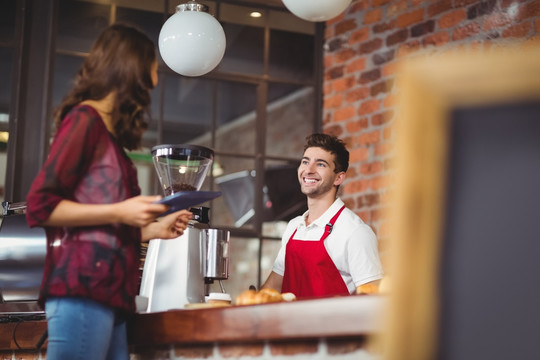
[151, 60, 158, 87]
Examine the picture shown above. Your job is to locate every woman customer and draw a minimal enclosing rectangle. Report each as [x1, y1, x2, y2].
[25, 23, 191, 360]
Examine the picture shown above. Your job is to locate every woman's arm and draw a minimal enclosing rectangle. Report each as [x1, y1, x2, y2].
[41, 195, 169, 228]
[140, 209, 193, 242]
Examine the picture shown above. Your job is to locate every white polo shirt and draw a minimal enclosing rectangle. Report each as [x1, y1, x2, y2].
[272, 198, 384, 293]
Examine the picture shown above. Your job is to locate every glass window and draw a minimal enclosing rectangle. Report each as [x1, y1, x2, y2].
[0, 1, 16, 44]
[162, 74, 213, 144]
[116, 6, 163, 45]
[57, 0, 110, 53]
[212, 156, 256, 230]
[217, 22, 264, 75]
[269, 29, 314, 82]
[0, 48, 13, 202]
[215, 81, 257, 154]
[52, 55, 85, 108]
[266, 83, 315, 157]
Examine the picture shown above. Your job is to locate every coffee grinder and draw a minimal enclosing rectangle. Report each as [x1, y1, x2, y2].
[139, 144, 230, 312]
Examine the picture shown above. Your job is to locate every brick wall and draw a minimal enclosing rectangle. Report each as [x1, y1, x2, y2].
[322, 0, 540, 265]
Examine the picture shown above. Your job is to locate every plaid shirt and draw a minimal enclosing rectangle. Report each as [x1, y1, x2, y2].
[26, 105, 141, 313]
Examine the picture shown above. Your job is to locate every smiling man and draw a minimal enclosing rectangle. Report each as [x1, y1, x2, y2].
[261, 133, 383, 298]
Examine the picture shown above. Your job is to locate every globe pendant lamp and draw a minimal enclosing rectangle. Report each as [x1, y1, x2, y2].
[282, 0, 352, 22]
[159, 1, 226, 77]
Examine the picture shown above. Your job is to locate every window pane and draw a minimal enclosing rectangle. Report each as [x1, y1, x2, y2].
[162, 74, 213, 144]
[0, 48, 13, 113]
[261, 238, 283, 285]
[266, 83, 314, 157]
[212, 156, 256, 230]
[116, 6, 163, 45]
[52, 55, 85, 109]
[269, 29, 314, 82]
[217, 22, 264, 75]
[214, 81, 256, 154]
[262, 159, 306, 237]
[57, 0, 110, 53]
[0, 1, 16, 43]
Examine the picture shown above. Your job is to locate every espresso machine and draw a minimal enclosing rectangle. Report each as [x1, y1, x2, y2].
[139, 144, 230, 312]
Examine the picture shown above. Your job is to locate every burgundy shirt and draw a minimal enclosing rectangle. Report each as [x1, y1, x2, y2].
[26, 105, 141, 313]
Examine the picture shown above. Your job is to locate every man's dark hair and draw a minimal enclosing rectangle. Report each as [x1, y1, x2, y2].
[304, 133, 349, 173]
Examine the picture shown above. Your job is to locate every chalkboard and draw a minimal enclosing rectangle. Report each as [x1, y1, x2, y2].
[438, 100, 540, 360]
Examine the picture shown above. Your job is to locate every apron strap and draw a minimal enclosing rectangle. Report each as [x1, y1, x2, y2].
[321, 205, 346, 242]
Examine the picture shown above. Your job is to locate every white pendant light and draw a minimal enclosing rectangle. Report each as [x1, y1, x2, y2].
[282, 0, 352, 22]
[158, 1, 226, 77]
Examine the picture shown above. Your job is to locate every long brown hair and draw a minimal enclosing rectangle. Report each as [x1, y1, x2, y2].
[54, 23, 156, 150]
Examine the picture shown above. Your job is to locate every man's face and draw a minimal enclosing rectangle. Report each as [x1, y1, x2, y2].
[298, 147, 344, 197]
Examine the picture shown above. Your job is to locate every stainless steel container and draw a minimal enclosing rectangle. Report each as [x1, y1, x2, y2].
[204, 229, 229, 280]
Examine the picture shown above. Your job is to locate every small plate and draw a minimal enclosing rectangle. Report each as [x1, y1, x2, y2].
[157, 191, 221, 215]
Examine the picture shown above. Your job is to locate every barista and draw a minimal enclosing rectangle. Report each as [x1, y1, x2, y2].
[261, 133, 383, 298]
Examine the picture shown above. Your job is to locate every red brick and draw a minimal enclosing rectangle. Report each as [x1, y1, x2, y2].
[388, 0, 408, 17]
[382, 62, 398, 77]
[345, 86, 370, 102]
[323, 82, 332, 96]
[439, 9, 467, 29]
[396, 40, 421, 57]
[346, 178, 370, 193]
[349, 27, 370, 44]
[383, 93, 398, 108]
[375, 142, 393, 156]
[411, 20, 435, 38]
[358, 68, 381, 84]
[370, 175, 390, 190]
[396, 9, 425, 28]
[452, 22, 480, 41]
[334, 106, 356, 122]
[350, 0, 370, 13]
[483, 12, 512, 31]
[326, 124, 345, 136]
[365, 8, 383, 24]
[467, 0, 497, 20]
[386, 28, 408, 46]
[428, 0, 454, 17]
[345, 117, 369, 133]
[345, 57, 367, 73]
[358, 38, 383, 54]
[372, 0, 391, 6]
[324, 93, 344, 108]
[360, 162, 384, 175]
[373, 49, 395, 65]
[325, 65, 344, 81]
[383, 126, 393, 140]
[358, 130, 381, 145]
[332, 76, 356, 92]
[502, 21, 532, 38]
[372, 109, 395, 125]
[518, 0, 540, 20]
[219, 343, 264, 358]
[455, 0, 480, 6]
[358, 99, 381, 116]
[336, 19, 358, 35]
[370, 80, 394, 97]
[357, 209, 371, 222]
[349, 147, 370, 163]
[335, 48, 357, 63]
[269, 341, 319, 356]
[373, 19, 397, 33]
[535, 17, 540, 32]
[324, 53, 334, 68]
[423, 31, 451, 47]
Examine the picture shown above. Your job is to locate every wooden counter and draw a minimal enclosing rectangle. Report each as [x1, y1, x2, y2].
[128, 294, 385, 346]
[0, 295, 386, 359]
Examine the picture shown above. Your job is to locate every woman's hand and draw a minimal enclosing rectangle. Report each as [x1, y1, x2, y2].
[114, 195, 170, 227]
[141, 209, 193, 242]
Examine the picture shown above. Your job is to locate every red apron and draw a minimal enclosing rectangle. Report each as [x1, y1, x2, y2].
[281, 206, 350, 298]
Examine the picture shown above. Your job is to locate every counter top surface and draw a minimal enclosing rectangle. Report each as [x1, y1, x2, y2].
[127, 295, 386, 346]
[0, 295, 386, 351]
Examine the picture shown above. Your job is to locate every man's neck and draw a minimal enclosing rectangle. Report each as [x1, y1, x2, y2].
[305, 192, 337, 226]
